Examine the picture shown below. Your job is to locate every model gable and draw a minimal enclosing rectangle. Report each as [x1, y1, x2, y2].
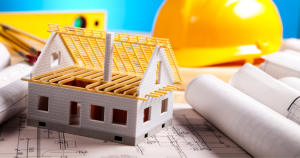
[137, 46, 174, 97]
[31, 32, 75, 77]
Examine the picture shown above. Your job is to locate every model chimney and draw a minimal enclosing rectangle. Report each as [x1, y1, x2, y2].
[103, 32, 114, 82]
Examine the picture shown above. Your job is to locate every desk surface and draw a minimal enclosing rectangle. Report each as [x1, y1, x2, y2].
[174, 66, 240, 104]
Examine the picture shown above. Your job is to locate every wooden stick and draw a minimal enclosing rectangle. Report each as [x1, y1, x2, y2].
[0, 23, 46, 44]
[6, 30, 42, 53]
[0, 31, 34, 57]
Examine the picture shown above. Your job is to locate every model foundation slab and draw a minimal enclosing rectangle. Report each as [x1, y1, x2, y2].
[22, 24, 183, 145]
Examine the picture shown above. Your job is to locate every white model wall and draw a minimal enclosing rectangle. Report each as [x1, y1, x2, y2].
[28, 82, 138, 137]
[135, 47, 175, 137]
[138, 47, 174, 98]
[135, 91, 174, 137]
[31, 33, 75, 77]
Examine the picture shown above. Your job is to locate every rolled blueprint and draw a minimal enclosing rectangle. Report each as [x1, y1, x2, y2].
[279, 77, 300, 92]
[0, 62, 32, 124]
[0, 80, 28, 124]
[279, 38, 300, 52]
[260, 50, 300, 79]
[0, 61, 32, 88]
[185, 74, 300, 157]
[230, 63, 300, 124]
[0, 42, 10, 70]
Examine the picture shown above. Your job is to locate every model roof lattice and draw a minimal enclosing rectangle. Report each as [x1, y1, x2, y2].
[48, 24, 183, 84]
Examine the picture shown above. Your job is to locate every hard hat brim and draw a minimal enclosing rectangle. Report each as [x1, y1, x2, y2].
[173, 44, 278, 67]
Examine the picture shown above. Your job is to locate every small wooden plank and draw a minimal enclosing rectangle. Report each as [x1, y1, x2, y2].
[177, 66, 241, 91]
[174, 91, 186, 104]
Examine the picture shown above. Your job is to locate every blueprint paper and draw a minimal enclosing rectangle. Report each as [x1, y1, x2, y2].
[0, 62, 32, 125]
[0, 80, 28, 124]
[0, 61, 32, 89]
[230, 63, 300, 124]
[280, 77, 300, 93]
[260, 50, 300, 79]
[185, 74, 300, 157]
[0, 42, 10, 70]
[0, 104, 251, 158]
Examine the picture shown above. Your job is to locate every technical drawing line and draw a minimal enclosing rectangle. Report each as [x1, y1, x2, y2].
[63, 132, 66, 150]
[288, 111, 300, 120]
[59, 132, 67, 150]
[287, 96, 300, 111]
[208, 123, 227, 137]
[37, 127, 41, 158]
[203, 122, 252, 157]
[153, 135, 160, 146]
[191, 136, 202, 150]
[15, 116, 22, 158]
[172, 126, 191, 146]
[171, 126, 188, 144]
[210, 127, 224, 144]
[172, 126, 182, 137]
[26, 138, 30, 158]
[59, 132, 62, 149]
[0, 95, 27, 114]
[287, 103, 300, 122]
[183, 115, 210, 150]
[136, 145, 143, 155]
[167, 135, 187, 158]
[204, 121, 232, 147]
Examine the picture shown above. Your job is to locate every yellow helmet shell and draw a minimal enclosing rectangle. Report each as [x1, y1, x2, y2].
[153, 0, 282, 67]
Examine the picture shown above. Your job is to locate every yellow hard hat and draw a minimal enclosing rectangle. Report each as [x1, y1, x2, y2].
[153, 0, 282, 67]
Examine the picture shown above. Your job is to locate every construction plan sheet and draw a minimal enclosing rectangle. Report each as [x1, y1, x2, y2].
[0, 103, 251, 158]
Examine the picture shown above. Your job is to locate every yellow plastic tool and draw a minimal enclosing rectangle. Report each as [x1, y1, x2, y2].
[153, 0, 282, 67]
[0, 11, 106, 39]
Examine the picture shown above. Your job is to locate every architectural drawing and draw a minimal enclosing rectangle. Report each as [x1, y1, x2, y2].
[287, 98, 300, 124]
[22, 24, 183, 145]
[0, 104, 251, 158]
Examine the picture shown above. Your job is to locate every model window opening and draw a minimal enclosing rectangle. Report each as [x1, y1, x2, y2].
[112, 108, 127, 125]
[51, 51, 61, 67]
[90, 105, 105, 121]
[161, 98, 168, 113]
[38, 96, 49, 111]
[144, 107, 151, 123]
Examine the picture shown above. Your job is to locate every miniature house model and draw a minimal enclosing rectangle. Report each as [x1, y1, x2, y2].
[22, 24, 183, 145]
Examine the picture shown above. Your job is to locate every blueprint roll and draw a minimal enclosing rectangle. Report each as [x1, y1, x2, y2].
[0, 61, 32, 89]
[279, 77, 300, 92]
[230, 63, 300, 123]
[0, 42, 10, 70]
[260, 50, 300, 79]
[0, 62, 32, 124]
[185, 74, 300, 157]
[0, 79, 28, 124]
[279, 38, 300, 52]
